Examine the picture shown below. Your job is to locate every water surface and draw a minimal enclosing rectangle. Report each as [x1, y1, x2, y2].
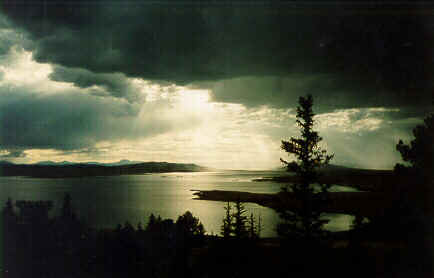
[0, 171, 357, 237]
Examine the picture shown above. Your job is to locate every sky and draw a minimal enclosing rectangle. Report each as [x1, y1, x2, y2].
[0, 1, 432, 170]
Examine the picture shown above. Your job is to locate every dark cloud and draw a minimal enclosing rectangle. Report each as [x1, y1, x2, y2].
[1, 1, 433, 109]
[0, 30, 16, 56]
[196, 76, 434, 114]
[0, 149, 26, 158]
[0, 13, 8, 27]
[0, 28, 28, 57]
[0, 1, 432, 169]
[49, 66, 142, 102]
[197, 76, 421, 113]
[0, 13, 32, 56]
[0, 86, 201, 151]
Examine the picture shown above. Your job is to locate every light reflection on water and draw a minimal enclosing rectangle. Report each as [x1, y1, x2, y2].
[0, 171, 357, 237]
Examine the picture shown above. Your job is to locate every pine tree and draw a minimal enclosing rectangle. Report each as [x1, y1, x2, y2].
[137, 222, 143, 232]
[248, 213, 257, 239]
[61, 193, 75, 219]
[146, 213, 157, 232]
[3, 197, 14, 216]
[278, 94, 333, 241]
[233, 200, 248, 239]
[257, 214, 262, 238]
[221, 202, 233, 238]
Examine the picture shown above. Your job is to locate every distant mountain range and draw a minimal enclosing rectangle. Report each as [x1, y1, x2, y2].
[32, 159, 145, 167]
[0, 160, 210, 178]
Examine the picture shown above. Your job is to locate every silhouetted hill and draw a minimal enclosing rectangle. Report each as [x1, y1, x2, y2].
[34, 161, 76, 166]
[33, 159, 145, 166]
[103, 160, 146, 166]
[0, 161, 209, 178]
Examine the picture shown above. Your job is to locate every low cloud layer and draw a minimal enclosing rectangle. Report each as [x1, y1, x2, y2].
[0, 47, 204, 155]
[0, 88, 200, 151]
[198, 76, 432, 113]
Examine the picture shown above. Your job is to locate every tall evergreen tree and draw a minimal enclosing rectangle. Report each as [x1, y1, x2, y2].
[257, 214, 262, 238]
[248, 213, 258, 239]
[233, 200, 248, 239]
[221, 202, 233, 238]
[278, 94, 333, 241]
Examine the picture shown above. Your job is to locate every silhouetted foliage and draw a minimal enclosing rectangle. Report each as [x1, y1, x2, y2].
[61, 192, 75, 219]
[257, 214, 262, 238]
[122, 221, 136, 234]
[233, 200, 249, 239]
[278, 94, 333, 241]
[147, 213, 157, 230]
[391, 109, 434, 273]
[176, 211, 205, 238]
[248, 213, 258, 239]
[3, 194, 429, 278]
[351, 214, 368, 231]
[221, 202, 233, 238]
[116, 223, 123, 232]
[137, 221, 144, 232]
[3, 197, 14, 216]
[221, 201, 261, 240]
[395, 112, 434, 183]
[2, 195, 88, 278]
[349, 214, 368, 248]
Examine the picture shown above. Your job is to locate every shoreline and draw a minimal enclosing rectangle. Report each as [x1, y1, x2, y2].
[252, 172, 398, 192]
[192, 189, 391, 218]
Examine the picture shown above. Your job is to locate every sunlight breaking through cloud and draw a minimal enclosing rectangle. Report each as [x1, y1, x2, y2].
[0, 25, 426, 170]
[316, 108, 401, 133]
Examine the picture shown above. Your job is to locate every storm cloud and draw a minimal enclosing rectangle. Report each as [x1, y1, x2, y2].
[200, 75, 432, 113]
[0, 1, 432, 169]
[1, 1, 433, 110]
[49, 66, 143, 102]
[0, 75, 202, 153]
[0, 149, 26, 158]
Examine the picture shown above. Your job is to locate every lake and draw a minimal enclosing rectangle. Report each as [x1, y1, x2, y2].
[0, 171, 357, 237]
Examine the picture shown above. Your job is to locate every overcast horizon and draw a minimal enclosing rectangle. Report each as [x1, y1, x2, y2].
[0, 1, 433, 170]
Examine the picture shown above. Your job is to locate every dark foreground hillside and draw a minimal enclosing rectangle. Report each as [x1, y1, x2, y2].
[1, 195, 433, 278]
